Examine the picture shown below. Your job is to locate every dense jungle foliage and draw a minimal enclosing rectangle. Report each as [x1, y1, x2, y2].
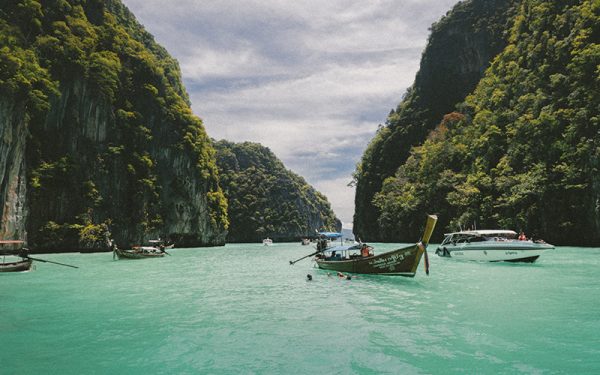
[353, 0, 518, 241]
[0, 0, 228, 249]
[371, 0, 600, 246]
[214, 140, 340, 242]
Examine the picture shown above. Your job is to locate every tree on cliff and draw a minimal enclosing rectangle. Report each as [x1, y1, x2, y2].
[372, 0, 600, 246]
[352, 0, 517, 241]
[214, 140, 341, 243]
[0, 0, 228, 250]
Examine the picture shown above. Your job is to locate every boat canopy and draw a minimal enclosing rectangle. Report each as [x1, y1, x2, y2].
[323, 244, 362, 252]
[318, 232, 342, 238]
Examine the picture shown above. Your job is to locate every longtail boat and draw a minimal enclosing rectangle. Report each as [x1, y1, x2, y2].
[0, 240, 33, 273]
[113, 247, 166, 259]
[312, 215, 437, 277]
[1, 240, 79, 271]
[112, 240, 168, 260]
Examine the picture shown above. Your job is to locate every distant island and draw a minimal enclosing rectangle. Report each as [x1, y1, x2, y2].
[214, 140, 340, 243]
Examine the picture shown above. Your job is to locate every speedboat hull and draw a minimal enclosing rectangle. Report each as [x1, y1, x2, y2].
[436, 242, 553, 262]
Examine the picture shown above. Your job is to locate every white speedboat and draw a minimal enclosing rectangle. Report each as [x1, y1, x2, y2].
[435, 230, 554, 262]
[262, 238, 273, 246]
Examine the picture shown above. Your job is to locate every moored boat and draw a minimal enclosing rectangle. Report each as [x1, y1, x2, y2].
[0, 258, 33, 272]
[113, 246, 166, 259]
[435, 230, 554, 262]
[1, 240, 33, 273]
[263, 238, 273, 246]
[1, 240, 78, 270]
[313, 215, 438, 277]
[112, 238, 169, 260]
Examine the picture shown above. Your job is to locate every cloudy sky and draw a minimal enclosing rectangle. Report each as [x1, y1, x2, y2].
[122, 0, 458, 228]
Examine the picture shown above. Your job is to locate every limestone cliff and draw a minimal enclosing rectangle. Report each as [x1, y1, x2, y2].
[353, 0, 517, 241]
[0, 0, 228, 251]
[357, 0, 600, 245]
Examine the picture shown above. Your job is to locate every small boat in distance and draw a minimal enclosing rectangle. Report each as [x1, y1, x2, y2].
[112, 240, 168, 260]
[310, 215, 438, 277]
[1, 240, 78, 270]
[435, 230, 554, 262]
[1, 241, 32, 272]
[301, 238, 310, 246]
[263, 238, 273, 246]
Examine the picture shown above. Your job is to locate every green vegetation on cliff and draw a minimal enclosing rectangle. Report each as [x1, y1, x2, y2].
[353, 0, 517, 241]
[0, 0, 228, 250]
[214, 140, 340, 242]
[372, 0, 600, 245]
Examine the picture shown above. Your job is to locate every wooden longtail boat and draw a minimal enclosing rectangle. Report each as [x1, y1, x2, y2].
[0, 240, 32, 273]
[113, 246, 167, 259]
[111, 237, 171, 260]
[0, 258, 33, 272]
[1, 240, 78, 270]
[314, 215, 438, 277]
[113, 247, 166, 259]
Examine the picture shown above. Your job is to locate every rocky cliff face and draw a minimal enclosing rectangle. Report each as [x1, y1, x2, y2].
[0, 100, 29, 241]
[0, 0, 228, 251]
[214, 140, 341, 242]
[358, 0, 600, 246]
[353, 0, 517, 241]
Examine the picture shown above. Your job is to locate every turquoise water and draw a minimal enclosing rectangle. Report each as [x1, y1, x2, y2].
[1, 243, 599, 374]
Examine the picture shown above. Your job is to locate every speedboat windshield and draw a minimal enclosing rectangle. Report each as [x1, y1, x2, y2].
[441, 230, 518, 245]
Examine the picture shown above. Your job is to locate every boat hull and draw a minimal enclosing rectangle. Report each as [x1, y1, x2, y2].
[315, 244, 425, 277]
[436, 242, 553, 262]
[113, 248, 165, 259]
[0, 259, 33, 272]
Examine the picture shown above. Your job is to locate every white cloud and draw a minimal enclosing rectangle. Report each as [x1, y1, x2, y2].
[122, 0, 459, 225]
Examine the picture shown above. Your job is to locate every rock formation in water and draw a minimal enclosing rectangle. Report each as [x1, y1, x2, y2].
[214, 140, 341, 242]
[0, 0, 228, 251]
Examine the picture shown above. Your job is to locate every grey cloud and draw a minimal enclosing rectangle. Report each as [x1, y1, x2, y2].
[122, 0, 459, 225]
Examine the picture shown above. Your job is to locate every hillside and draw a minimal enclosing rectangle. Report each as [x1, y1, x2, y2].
[364, 0, 600, 245]
[0, 0, 228, 251]
[214, 140, 341, 242]
[353, 0, 517, 241]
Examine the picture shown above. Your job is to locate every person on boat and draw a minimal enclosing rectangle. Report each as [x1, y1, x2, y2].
[317, 238, 328, 251]
[518, 231, 527, 241]
[360, 243, 372, 257]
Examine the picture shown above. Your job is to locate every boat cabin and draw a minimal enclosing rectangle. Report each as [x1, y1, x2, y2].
[440, 230, 518, 246]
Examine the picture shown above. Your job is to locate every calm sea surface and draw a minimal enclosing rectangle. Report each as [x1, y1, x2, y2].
[1, 243, 599, 374]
